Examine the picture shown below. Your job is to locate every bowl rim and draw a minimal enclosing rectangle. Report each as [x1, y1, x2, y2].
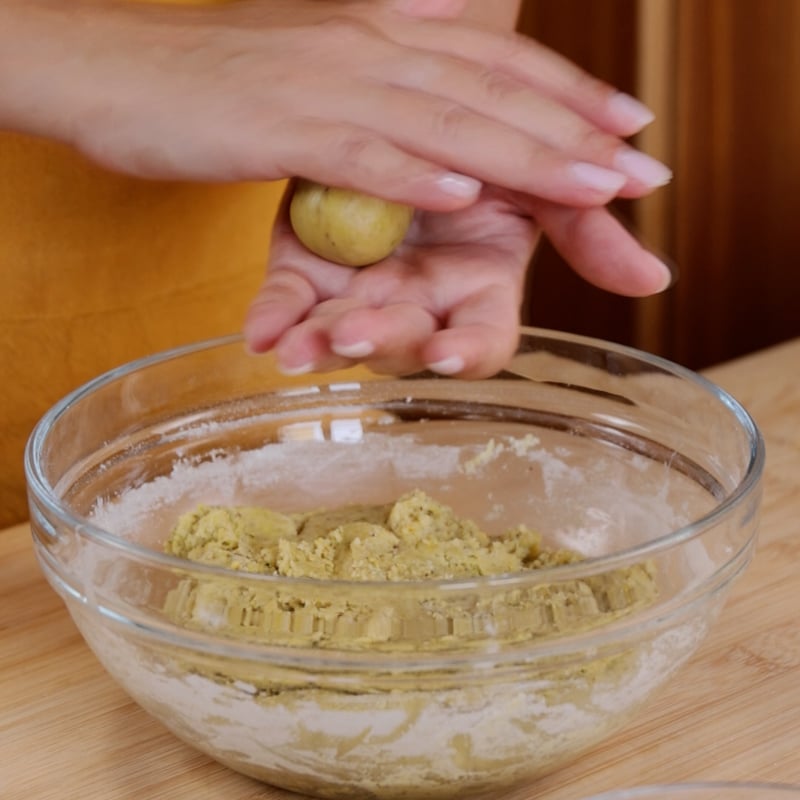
[25, 325, 766, 591]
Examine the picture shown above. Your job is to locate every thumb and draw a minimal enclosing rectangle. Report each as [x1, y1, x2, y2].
[391, 0, 468, 19]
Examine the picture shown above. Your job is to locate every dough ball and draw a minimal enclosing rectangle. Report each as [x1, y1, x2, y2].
[289, 180, 413, 267]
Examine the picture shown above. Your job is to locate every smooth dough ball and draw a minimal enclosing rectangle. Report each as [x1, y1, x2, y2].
[289, 180, 413, 267]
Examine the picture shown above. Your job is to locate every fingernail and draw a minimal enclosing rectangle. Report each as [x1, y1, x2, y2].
[331, 340, 375, 359]
[569, 162, 627, 194]
[614, 148, 673, 188]
[436, 172, 482, 199]
[427, 355, 465, 376]
[608, 92, 655, 131]
[277, 359, 315, 376]
[654, 257, 676, 292]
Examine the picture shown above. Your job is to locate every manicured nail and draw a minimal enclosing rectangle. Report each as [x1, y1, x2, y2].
[436, 172, 482, 199]
[608, 92, 655, 131]
[569, 162, 627, 194]
[331, 340, 375, 359]
[277, 359, 314, 376]
[654, 258, 676, 292]
[427, 355, 465, 376]
[614, 148, 673, 188]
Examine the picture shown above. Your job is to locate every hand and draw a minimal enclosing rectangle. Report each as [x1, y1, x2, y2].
[243, 187, 671, 379]
[2, 0, 669, 212]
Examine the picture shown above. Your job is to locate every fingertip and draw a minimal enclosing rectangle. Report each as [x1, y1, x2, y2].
[426, 355, 466, 376]
[649, 256, 676, 295]
[242, 313, 277, 355]
[569, 162, 628, 197]
[435, 172, 483, 200]
[424, 329, 516, 380]
[276, 358, 316, 377]
[273, 336, 317, 376]
[405, 171, 483, 212]
[607, 92, 656, 136]
[533, 203, 678, 297]
[613, 149, 672, 191]
[273, 322, 359, 376]
[609, 253, 674, 297]
[330, 339, 376, 359]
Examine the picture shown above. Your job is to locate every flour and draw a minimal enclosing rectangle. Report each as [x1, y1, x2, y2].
[74, 609, 708, 799]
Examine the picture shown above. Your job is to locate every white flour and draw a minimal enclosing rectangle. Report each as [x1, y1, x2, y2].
[74, 611, 710, 799]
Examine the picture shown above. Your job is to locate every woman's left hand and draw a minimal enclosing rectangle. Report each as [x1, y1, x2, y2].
[244, 188, 671, 379]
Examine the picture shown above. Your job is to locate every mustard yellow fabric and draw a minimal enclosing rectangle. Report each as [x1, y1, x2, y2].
[0, 0, 286, 525]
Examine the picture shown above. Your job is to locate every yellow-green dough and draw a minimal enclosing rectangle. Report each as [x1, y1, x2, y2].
[164, 490, 658, 652]
[289, 180, 413, 267]
[159, 491, 662, 798]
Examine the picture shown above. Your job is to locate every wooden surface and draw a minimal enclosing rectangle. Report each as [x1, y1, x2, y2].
[664, 0, 800, 369]
[518, 0, 646, 350]
[518, 0, 800, 371]
[2, 338, 800, 800]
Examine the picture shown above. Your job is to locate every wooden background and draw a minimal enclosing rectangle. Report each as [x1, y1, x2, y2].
[519, 0, 800, 371]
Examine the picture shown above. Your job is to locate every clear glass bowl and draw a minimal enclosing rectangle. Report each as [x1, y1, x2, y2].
[584, 783, 800, 799]
[25, 328, 764, 800]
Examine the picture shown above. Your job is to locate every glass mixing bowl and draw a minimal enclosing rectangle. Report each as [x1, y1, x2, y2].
[25, 328, 764, 799]
[584, 783, 800, 799]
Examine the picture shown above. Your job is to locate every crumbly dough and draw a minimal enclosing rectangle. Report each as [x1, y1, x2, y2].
[165, 488, 576, 580]
[164, 490, 658, 652]
[157, 490, 662, 798]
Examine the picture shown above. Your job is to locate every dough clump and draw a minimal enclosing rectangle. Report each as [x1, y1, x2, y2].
[165, 489, 574, 581]
[164, 490, 658, 651]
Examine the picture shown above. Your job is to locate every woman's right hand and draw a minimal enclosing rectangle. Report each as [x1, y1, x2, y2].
[1, 0, 669, 212]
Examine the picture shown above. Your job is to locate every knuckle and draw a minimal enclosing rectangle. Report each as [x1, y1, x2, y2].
[333, 135, 378, 177]
[430, 102, 471, 141]
[331, 137, 428, 194]
[573, 126, 621, 162]
[485, 30, 531, 70]
[477, 68, 523, 105]
[571, 70, 616, 106]
[519, 139, 551, 178]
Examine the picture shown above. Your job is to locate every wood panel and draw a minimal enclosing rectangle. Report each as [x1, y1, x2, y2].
[517, 0, 646, 347]
[631, 0, 677, 355]
[664, 0, 800, 369]
[520, 0, 800, 371]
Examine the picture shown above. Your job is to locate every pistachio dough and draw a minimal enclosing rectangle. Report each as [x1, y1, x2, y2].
[289, 180, 413, 267]
[157, 490, 663, 798]
[163, 490, 658, 651]
[165, 489, 577, 580]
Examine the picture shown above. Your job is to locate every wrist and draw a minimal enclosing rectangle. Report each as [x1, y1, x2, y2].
[0, 1, 205, 150]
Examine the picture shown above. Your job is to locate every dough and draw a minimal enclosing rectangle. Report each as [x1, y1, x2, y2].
[164, 490, 658, 651]
[156, 490, 663, 798]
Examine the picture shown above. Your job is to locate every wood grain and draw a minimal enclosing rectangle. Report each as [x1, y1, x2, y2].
[519, 0, 800, 371]
[517, 0, 647, 350]
[2, 338, 799, 800]
[665, 0, 800, 370]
